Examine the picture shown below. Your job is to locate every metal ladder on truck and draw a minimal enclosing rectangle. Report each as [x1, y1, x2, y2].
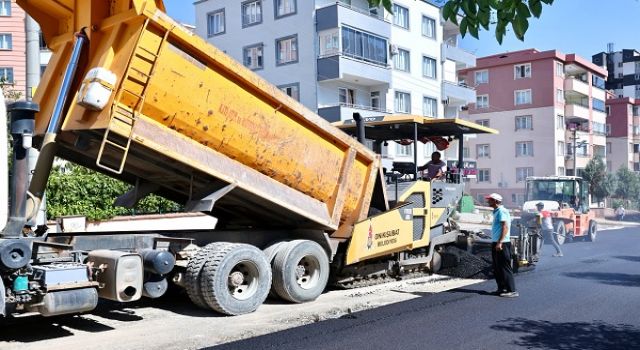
[96, 21, 170, 174]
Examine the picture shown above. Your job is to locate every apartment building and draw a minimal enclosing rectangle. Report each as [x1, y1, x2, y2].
[460, 49, 608, 206]
[592, 47, 640, 99]
[0, 0, 26, 97]
[604, 97, 640, 172]
[193, 0, 475, 165]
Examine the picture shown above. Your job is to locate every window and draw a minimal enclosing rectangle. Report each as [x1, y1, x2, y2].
[635, 144, 640, 153]
[393, 4, 409, 29]
[243, 43, 263, 70]
[556, 115, 565, 129]
[341, 27, 387, 66]
[396, 143, 413, 156]
[618, 73, 623, 78]
[422, 16, 435, 38]
[555, 141, 565, 156]
[514, 63, 531, 79]
[592, 75, 605, 89]
[593, 122, 607, 135]
[276, 35, 298, 65]
[556, 89, 564, 103]
[422, 56, 437, 79]
[516, 167, 533, 182]
[207, 9, 225, 36]
[477, 144, 490, 158]
[592, 98, 606, 112]
[556, 62, 564, 77]
[371, 91, 380, 110]
[475, 70, 488, 84]
[606, 124, 611, 135]
[242, 1, 262, 26]
[606, 142, 612, 154]
[516, 141, 534, 157]
[557, 167, 565, 176]
[318, 29, 339, 56]
[0, 0, 10, 16]
[279, 83, 299, 101]
[394, 48, 410, 72]
[0, 34, 11, 50]
[395, 91, 411, 113]
[275, 0, 296, 18]
[514, 89, 532, 105]
[476, 95, 489, 109]
[423, 96, 437, 118]
[0, 67, 13, 84]
[606, 105, 611, 116]
[478, 169, 490, 182]
[463, 147, 470, 158]
[339, 88, 355, 105]
[515, 115, 532, 130]
[618, 62, 623, 68]
[477, 119, 490, 127]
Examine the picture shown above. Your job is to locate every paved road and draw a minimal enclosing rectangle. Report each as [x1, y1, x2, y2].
[214, 226, 640, 350]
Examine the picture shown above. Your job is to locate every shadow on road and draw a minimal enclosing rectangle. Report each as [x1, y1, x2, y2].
[562, 272, 640, 287]
[491, 317, 640, 349]
[0, 315, 114, 343]
[614, 255, 640, 263]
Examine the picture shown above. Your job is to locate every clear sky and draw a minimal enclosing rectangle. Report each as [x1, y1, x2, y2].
[163, 0, 640, 60]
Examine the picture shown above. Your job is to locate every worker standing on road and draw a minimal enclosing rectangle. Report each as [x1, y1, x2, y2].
[536, 202, 563, 257]
[486, 193, 518, 298]
[615, 206, 625, 221]
[417, 151, 447, 180]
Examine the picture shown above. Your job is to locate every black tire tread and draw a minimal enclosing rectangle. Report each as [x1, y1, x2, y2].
[184, 243, 229, 310]
[272, 240, 329, 303]
[200, 243, 270, 315]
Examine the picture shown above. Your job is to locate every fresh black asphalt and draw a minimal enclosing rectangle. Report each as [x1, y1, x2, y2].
[212, 226, 640, 350]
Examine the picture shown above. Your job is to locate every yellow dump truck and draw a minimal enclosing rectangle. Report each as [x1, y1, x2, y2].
[0, 0, 507, 317]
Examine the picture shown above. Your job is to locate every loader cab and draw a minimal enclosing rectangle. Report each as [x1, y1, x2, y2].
[525, 176, 589, 213]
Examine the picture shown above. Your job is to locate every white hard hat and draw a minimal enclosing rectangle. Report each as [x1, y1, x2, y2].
[485, 193, 503, 202]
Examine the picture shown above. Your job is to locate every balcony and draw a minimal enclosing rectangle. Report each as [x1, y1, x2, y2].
[317, 103, 390, 122]
[317, 54, 391, 85]
[564, 77, 590, 97]
[442, 43, 476, 69]
[565, 103, 590, 121]
[316, 2, 389, 35]
[442, 81, 476, 106]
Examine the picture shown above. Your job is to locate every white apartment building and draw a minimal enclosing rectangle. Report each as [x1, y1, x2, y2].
[194, 0, 475, 165]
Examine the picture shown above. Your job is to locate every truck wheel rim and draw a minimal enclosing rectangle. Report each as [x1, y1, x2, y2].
[295, 255, 320, 290]
[227, 260, 259, 300]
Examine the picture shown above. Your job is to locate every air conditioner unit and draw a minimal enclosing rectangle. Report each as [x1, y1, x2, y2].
[389, 44, 399, 56]
[460, 105, 469, 111]
[498, 181, 507, 188]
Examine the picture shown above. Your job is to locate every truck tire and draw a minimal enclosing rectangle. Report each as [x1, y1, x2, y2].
[586, 220, 597, 242]
[185, 243, 225, 310]
[263, 241, 289, 299]
[200, 244, 271, 315]
[554, 221, 566, 245]
[272, 240, 329, 303]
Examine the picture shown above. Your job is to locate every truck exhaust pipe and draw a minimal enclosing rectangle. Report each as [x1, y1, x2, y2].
[1, 101, 38, 239]
[353, 113, 365, 145]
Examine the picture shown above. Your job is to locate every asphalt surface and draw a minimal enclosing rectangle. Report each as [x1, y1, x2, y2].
[213, 226, 640, 350]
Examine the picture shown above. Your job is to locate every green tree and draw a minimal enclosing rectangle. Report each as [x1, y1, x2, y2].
[367, 0, 554, 43]
[614, 166, 640, 204]
[46, 163, 182, 221]
[602, 173, 617, 203]
[1, 77, 23, 101]
[581, 156, 607, 202]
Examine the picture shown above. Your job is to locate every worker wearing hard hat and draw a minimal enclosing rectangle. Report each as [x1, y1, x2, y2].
[486, 193, 518, 298]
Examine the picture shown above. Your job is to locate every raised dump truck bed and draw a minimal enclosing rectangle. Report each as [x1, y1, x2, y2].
[21, 0, 379, 234]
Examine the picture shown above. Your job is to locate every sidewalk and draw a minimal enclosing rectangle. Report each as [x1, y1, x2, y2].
[454, 211, 640, 229]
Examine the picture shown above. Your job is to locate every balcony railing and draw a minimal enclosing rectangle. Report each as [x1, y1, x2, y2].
[318, 52, 389, 68]
[330, 1, 388, 22]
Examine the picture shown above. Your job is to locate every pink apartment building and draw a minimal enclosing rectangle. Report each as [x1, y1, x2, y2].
[0, 0, 25, 97]
[459, 49, 608, 207]
[605, 97, 640, 172]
